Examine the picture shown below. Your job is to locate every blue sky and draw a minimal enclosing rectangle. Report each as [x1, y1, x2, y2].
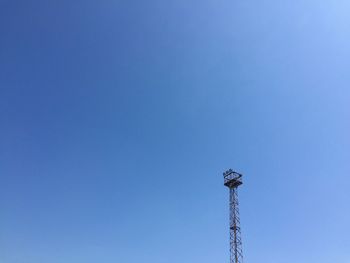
[0, 0, 349, 262]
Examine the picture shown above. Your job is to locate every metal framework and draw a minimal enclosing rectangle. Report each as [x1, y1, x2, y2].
[223, 169, 243, 263]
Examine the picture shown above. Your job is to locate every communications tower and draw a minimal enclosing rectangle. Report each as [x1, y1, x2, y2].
[223, 169, 243, 263]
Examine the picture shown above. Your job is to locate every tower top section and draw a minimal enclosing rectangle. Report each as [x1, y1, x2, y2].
[223, 169, 243, 188]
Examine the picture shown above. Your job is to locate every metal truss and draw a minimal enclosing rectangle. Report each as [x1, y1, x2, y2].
[223, 169, 243, 263]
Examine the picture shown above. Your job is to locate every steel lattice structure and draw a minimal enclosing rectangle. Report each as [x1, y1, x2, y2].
[223, 169, 243, 263]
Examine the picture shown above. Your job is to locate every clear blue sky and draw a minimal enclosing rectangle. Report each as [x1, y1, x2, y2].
[0, 0, 349, 262]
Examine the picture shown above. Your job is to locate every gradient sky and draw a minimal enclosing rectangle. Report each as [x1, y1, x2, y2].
[1, 0, 349, 262]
